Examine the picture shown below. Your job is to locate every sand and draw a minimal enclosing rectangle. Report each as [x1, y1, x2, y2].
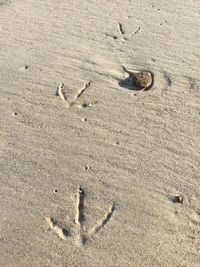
[0, 0, 200, 266]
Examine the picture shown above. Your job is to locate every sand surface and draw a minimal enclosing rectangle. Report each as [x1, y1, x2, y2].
[0, 0, 200, 266]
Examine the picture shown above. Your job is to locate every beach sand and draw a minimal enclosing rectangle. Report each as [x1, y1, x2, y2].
[0, 0, 200, 266]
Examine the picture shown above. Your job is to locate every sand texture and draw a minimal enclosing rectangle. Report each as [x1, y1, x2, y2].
[0, 0, 200, 266]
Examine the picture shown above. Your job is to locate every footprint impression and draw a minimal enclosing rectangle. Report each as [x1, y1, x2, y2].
[46, 187, 115, 246]
[56, 82, 97, 108]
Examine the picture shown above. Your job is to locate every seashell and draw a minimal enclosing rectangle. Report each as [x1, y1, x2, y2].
[119, 67, 154, 90]
[130, 70, 154, 90]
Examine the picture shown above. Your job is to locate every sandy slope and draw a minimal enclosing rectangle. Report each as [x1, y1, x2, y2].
[0, 0, 200, 266]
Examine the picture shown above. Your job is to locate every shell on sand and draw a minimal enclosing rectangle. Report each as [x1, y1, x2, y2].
[132, 71, 154, 90]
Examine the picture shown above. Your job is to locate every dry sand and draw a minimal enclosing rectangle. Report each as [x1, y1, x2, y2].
[0, 0, 200, 266]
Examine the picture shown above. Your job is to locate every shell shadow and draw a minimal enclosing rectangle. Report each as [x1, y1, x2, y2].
[0, 0, 11, 6]
[118, 74, 142, 90]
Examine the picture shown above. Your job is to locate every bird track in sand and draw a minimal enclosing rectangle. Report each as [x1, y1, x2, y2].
[56, 81, 96, 109]
[46, 187, 115, 246]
